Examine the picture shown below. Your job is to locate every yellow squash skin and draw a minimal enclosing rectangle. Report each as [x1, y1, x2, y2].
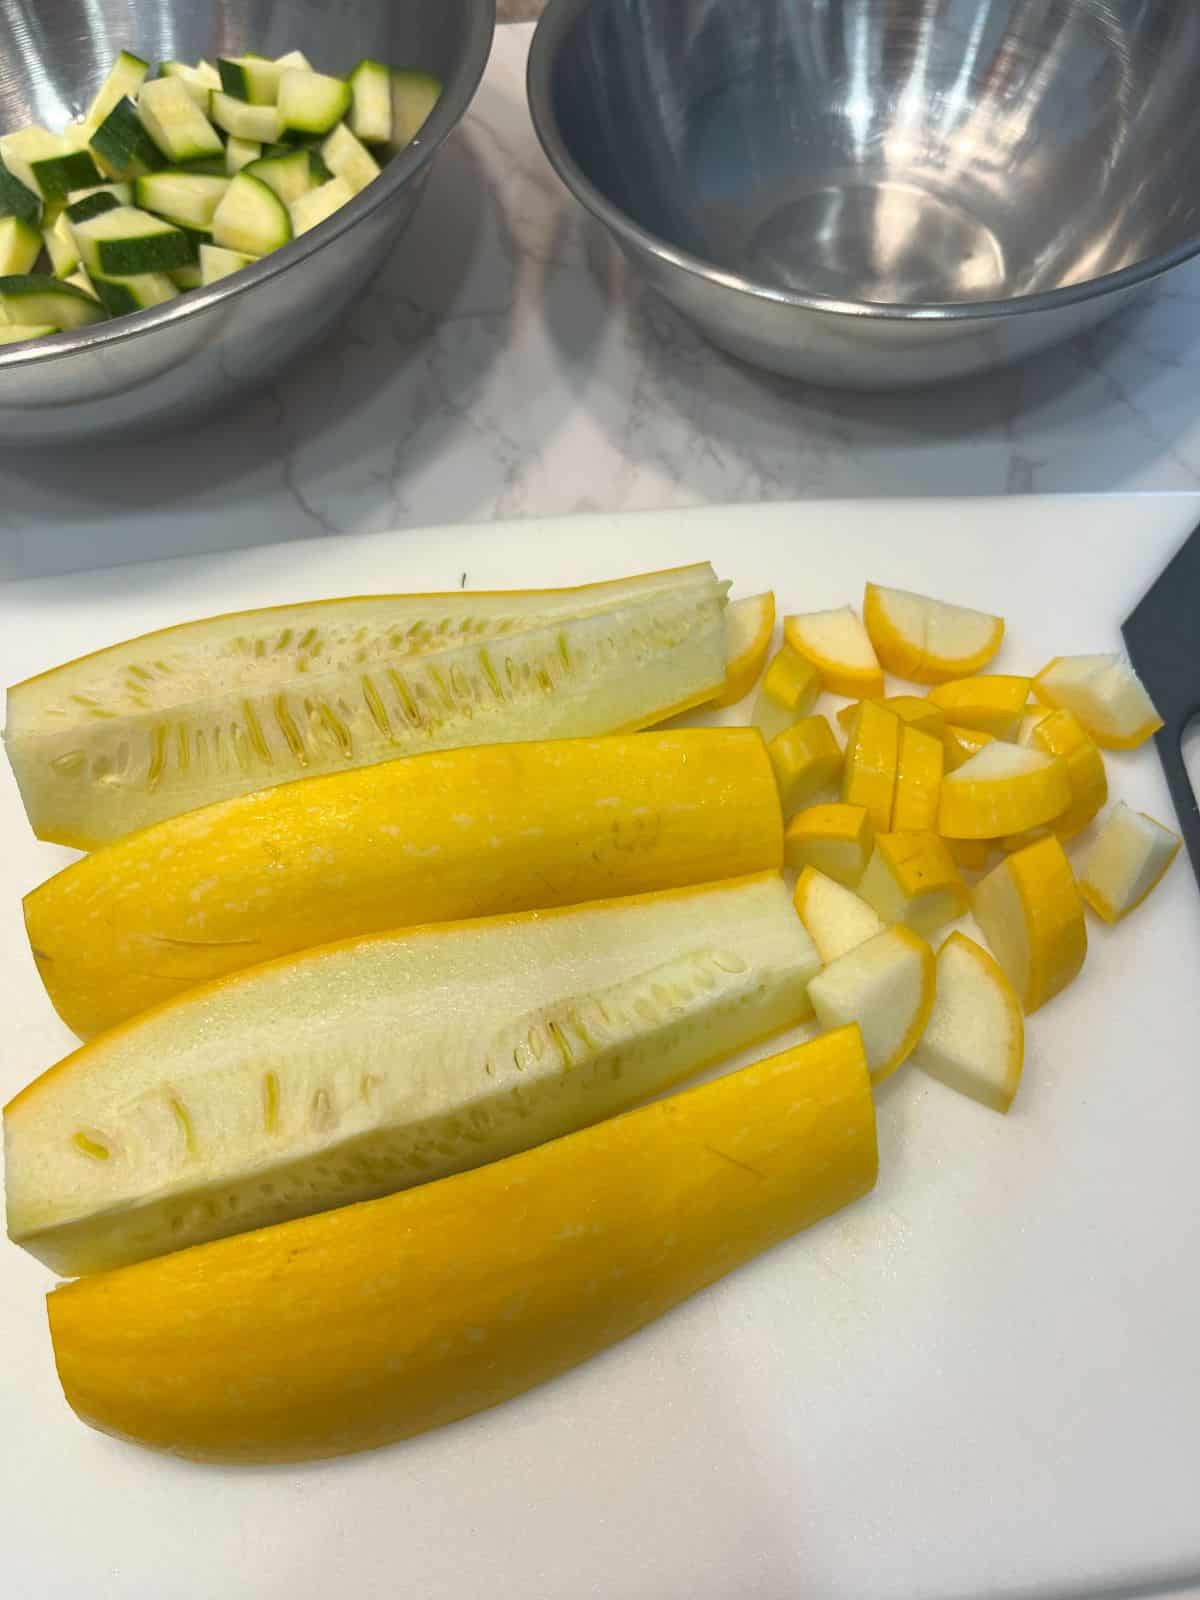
[47, 1026, 877, 1465]
[26, 730, 783, 1039]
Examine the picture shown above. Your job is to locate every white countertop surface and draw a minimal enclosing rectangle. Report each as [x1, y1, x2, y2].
[4, 24, 1200, 581]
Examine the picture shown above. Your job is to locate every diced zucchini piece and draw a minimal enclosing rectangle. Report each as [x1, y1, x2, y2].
[175, 156, 229, 176]
[91, 272, 180, 316]
[274, 49, 313, 71]
[277, 69, 352, 137]
[0, 127, 100, 201]
[0, 274, 105, 328]
[0, 321, 56, 344]
[68, 181, 133, 206]
[71, 205, 198, 276]
[160, 61, 222, 109]
[65, 191, 121, 224]
[348, 59, 392, 145]
[210, 92, 282, 145]
[170, 263, 203, 289]
[390, 70, 443, 148]
[43, 139, 102, 199]
[321, 122, 380, 195]
[83, 51, 149, 135]
[199, 242, 254, 284]
[65, 268, 97, 298]
[0, 160, 42, 225]
[135, 171, 230, 229]
[41, 213, 80, 276]
[260, 141, 331, 180]
[307, 147, 334, 182]
[243, 149, 317, 205]
[289, 175, 354, 235]
[89, 97, 167, 180]
[138, 79, 224, 164]
[225, 136, 261, 174]
[210, 172, 292, 255]
[0, 216, 43, 275]
[218, 56, 284, 106]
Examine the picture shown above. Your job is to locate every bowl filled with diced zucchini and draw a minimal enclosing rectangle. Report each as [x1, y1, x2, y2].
[0, 0, 494, 442]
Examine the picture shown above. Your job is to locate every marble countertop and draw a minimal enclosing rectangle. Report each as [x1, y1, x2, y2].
[5, 23, 1200, 582]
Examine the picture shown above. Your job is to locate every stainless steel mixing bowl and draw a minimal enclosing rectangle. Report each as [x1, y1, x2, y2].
[528, 0, 1200, 387]
[0, 0, 494, 441]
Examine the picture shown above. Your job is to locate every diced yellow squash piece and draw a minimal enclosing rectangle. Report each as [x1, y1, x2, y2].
[837, 695, 945, 736]
[914, 933, 1024, 1113]
[6, 873, 820, 1276]
[808, 925, 935, 1083]
[941, 723, 995, 771]
[767, 715, 842, 815]
[886, 695, 946, 734]
[841, 699, 900, 832]
[1032, 654, 1163, 750]
[783, 803, 873, 886]
[863, 583, 1004, 685]
[938, 742, 1071, 839]
[972, 836, 1086, 1013]
[46, 1026, 878, 1463]
[752, 643, 821, 740]
[793, 866, 884, 964]
[783, 607, 884, 699]
[999, 826, 1053, 855]
[3, 564, 730, 848]
[927, 675, 1032, 739]
[856, 831, 969, 937]
[891, 723, 943, 832]
[1019, 707, 1107, 839]
[762, 642, 820, 711]
[712, 591, 775, 708]
[945, 837, 993, 872]
[25, 730, 785, 1039]
[1077, 802, 1181, 923]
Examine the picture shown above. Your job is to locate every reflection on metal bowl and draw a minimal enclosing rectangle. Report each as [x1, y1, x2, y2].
[528, 0, 1200, 386]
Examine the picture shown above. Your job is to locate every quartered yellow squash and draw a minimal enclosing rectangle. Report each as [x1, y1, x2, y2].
[26, 728, 783, 1038]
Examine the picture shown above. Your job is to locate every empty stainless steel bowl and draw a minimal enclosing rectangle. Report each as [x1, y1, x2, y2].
[528, 0, 1200, 387]
[0, 0, 494, 441]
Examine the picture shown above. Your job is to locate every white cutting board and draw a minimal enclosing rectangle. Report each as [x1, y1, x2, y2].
[1, 497, 1198, 1600]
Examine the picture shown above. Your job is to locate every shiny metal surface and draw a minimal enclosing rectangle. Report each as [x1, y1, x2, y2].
[528, 0, 1200, 387]
[0, 0, 494, 441]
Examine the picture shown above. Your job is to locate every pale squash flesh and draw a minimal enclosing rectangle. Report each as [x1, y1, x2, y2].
[4, 564, 729, 847]
[5, 873, 819, 1276]
[47, 1025, 877, 1464]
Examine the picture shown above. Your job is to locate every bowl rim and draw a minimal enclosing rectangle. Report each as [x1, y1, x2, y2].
[0, 0, 496, 373]
[526, 0, 1200, 324]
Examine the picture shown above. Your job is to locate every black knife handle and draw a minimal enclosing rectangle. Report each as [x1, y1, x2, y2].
[1154, 720, 1200, 889]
